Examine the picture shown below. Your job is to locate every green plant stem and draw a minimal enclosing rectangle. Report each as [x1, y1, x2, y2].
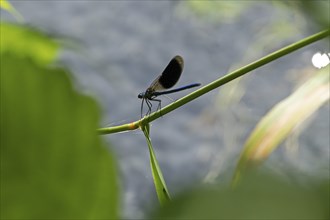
[98, 29, 329, 135]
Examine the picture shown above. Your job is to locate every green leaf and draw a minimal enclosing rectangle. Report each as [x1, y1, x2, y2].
[233, 68, 330, 185]
[141, 124, 171, 206]
[1, 22, 58, 64]
[153, 172, 329, 219]
[1, 53, 118, 218]
[0, 0, 23, 22]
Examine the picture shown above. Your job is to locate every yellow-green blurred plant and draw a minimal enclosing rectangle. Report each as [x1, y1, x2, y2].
[233, 68, 329, 186]
[0, 0, 23, 22]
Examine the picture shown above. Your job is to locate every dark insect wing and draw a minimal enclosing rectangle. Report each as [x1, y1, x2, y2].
[150, 55, 184, 91]
[158, 55, 184, 89]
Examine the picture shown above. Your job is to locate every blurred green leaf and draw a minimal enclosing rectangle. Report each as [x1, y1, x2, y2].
[0, 0, 23, 22]
[1, 27, 118, 219]
[141, 124, 171, 206]
[233, 68, 330, 185]
[153, 172, 329, 219]
[295, 1, 329, 29]
[186, 1, 254, 22]
[1, 22, 58, 64]
[0, 0, 12, 10]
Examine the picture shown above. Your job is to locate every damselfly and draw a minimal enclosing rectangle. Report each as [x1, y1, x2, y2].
[138, 55, 200, 117]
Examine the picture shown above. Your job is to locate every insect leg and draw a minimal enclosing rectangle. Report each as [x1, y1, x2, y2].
[150, 98, 162, 117]
[146, 99, 153, 116]
[141, 98, 145, 118]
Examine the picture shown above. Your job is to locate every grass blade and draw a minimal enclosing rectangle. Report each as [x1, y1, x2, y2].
[233, 68, 330, 185]
[141, 124, 171, 206]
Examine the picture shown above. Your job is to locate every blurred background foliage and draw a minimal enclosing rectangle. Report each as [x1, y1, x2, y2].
[1, 1, 329, 219]
[185, 1, 329, 29]
[1, 22, 118, 219]
[153, 172, 329, 219]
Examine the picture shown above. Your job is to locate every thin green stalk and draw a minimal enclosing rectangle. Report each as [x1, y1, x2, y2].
[98, 29, 329, 135]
